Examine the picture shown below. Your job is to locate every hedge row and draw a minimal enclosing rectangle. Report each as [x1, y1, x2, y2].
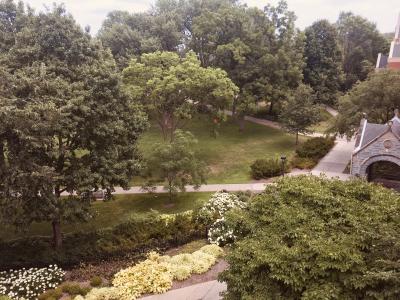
[0, 212, 205, 270]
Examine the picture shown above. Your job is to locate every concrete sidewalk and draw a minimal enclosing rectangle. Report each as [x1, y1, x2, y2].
[141, 280, 226, 300]
[312, 139, 355, 174]
[111, 183, 269, 195]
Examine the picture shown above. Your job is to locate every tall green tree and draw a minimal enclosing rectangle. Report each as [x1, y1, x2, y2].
[122, 51, 238, 140]
[98, 0, 184, 67]
[144, 130, 207, 201]
[336, 12, 389, 89]
[0, 3, 148, 248]
[336, 70, 400, 137]
[304, 20, 343, 105]
[189, 1, 304, 124]
[279, 84, 320, 144]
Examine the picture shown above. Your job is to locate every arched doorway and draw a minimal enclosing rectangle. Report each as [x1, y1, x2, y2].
[361, 156, 400, 191]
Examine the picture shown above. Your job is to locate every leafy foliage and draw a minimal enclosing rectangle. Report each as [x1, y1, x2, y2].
[0, 211, 204, 269]
[279, 84, 321, 144]
[336, 70, 400, 137]
[304, 20, 343, 104]
[0, 3, 148, 247]
[144, 130, 208, 199]
[220, 176, 400, 299]
[336, 12, 389, 89]
[122, 51, 238, 139]
[250, 158, 288, 180]
[296, 137, 335, 160]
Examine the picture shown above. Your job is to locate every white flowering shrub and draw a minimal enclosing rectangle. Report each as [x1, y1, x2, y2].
[197, 192, 247, 246]
[0, 265, 65, 300]
[208, 218, 236, 246]
[196, 192, 246, 226]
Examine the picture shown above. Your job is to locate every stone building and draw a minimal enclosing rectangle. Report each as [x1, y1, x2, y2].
[376, 14, 400, 70]
[350, 110, 400, 179]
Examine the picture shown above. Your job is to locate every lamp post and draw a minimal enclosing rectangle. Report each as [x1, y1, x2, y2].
[280, 155, 287, 177]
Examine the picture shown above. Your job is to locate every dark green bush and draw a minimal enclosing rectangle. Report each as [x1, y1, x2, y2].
[89, 275, 103, 287]
[250, 158, 287, 180]
[290, 156, 316, 170]
[0, 212, 205, 270]
[61, 283, 90, 296]
[38, 287, 63, 300]
[220, 176, 400, 299]
[296, 136, 335, 159]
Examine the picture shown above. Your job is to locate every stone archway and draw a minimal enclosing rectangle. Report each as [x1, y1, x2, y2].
[359, 155, 400, 178]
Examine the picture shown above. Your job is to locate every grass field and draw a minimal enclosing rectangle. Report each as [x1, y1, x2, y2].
[0, 192, 212, 241]
[138, 115, 302, 184]
[311, 108, 335, 133]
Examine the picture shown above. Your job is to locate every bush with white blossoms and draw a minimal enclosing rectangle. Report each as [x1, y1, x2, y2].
[0, 265, 65, 300]
[197, 192, 247, 246]
[208, 217, 237, 246]
[196, 192, 246, 226]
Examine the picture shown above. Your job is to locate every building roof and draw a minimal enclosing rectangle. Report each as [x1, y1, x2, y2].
[354, 115, 400, 152]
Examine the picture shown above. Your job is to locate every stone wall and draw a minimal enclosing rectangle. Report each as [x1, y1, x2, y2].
[351, 131, 400, 177]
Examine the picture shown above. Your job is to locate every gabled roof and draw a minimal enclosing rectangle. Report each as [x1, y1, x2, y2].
[353, 117, 400, 154]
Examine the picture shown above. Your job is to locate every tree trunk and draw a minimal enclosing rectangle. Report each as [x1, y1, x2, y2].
[269, 100, 274, 115]
[239, 117, 245, 132]
[52, 219, 62, 249]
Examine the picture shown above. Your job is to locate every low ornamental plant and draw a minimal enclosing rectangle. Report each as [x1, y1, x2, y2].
[0, 265, 65, 300]
[197, 192, 247, 246]
[208, 217, 236, 246]
[77, 245, 224, 300]
[196, 192, 246, 225]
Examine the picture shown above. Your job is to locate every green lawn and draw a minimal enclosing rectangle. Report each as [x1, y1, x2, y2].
[311, 108, 335, 133]
[0, 192, 212, 241]
[138, 115, 302, 184]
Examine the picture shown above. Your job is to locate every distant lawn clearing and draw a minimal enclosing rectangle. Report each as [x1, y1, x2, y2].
[0, 192, 212, 241]
[138, 115, 303, 184]
[311, 108, 335, 133]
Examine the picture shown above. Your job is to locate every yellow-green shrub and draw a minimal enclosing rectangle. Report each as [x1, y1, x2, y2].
[109, 245, 224, 298]
[112, 252, 172, 299]
[169, 264, 192, 281]
[199, 244, 224, 258]
[74, 287, 122, 300]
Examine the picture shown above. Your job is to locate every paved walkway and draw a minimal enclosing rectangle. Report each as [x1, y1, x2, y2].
[112, 183, 269, 195]
[141, 281, 226, 300]
[312, 139, 355, 175]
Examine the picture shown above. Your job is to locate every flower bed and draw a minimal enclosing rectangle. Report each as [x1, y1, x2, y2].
[75, 244, 224, 300]
[0, 265, 64, 300]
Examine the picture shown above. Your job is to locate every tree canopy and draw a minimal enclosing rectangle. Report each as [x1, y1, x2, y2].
[336, 70, 400, 137]
[279, 84, 320, 144]
[220, 176, 400, 299]
[0, 3, 148, 247]
[304, 20, 343, 105]
[122, 51, 238, 140]
[336, 12, 389, 90]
